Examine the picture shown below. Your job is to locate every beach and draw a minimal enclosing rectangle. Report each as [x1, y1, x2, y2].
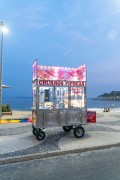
[0, 108, 120, 128]
[0, 110, 32, 120]
[1, 108, 120, 120]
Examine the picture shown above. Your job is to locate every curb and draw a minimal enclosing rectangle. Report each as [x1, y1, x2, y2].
[1, 143, 120, 165]
[0, 118, 32, 124]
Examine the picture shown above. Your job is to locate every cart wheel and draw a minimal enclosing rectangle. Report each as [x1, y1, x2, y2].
[32, 128, 37, 136]
[36, 131, 46, 141]
[74, 126, 84, 138]
[63, 126, 73, 132]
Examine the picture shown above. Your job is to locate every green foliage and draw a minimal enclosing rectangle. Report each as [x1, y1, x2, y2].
[2, 104, 11, 112]
[6, 104, 11, 112]
[2, 105, 6, 112]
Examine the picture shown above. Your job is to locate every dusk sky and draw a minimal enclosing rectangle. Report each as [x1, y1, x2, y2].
[0, 0, 120, 98]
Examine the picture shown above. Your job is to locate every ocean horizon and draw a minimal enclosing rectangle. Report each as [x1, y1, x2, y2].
[2, 97, 120, 111]
[3, 97, 32, 111]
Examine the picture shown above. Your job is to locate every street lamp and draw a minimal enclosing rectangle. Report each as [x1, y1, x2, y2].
[0, 21, 7, 117]
[114, 91, 115, 112]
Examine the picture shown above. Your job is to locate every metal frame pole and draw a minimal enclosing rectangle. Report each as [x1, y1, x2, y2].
[0, 22, 4, 118]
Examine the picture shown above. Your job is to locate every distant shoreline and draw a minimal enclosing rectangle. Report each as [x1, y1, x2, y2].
[92, 98, 120, 101]
[95, 91, 120, 101]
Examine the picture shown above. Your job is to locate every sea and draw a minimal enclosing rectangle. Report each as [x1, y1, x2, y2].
[2, 97, 120, 111]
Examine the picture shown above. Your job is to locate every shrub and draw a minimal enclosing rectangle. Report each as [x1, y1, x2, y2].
[6, 104, 11, 112]
[2, 104, 11, 112]
[2, 105, 6, 112]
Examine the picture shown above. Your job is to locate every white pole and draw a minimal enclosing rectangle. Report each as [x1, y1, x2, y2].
[0, 21, 4, 117]
[114, 91, 115, 112]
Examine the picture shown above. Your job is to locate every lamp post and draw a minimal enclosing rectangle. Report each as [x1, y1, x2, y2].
[114, 91, 115, 112]
[0, 21, 4, 117]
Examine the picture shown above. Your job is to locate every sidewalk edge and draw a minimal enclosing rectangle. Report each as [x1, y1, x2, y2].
[1, 143, 120, 165]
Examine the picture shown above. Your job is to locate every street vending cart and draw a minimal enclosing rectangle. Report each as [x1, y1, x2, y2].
[32, 60, 87, 140]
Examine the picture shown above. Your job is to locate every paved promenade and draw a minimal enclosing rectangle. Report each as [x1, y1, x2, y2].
[0, 110, 120, 164]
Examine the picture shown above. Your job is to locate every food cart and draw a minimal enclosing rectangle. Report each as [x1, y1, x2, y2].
[32, 60, 87, 140]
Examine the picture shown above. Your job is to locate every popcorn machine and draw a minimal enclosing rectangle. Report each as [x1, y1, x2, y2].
[32, 60, 87, 140]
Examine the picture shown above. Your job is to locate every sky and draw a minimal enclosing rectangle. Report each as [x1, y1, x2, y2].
[0, 0, 120, 98]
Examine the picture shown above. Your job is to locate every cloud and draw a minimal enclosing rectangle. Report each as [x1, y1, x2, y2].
[56, 45, 73, 55]
[54, 1, 94, 44]
[65, 48, 72, 55]
[107, 30, 117, 40]
[4, 2, 50, 30]
[67, 31, 94, 44]
[63, 0, 81, 20]
[27, 22, 50, 29]
[87, 8, 120, 27]
[55, 1, 82, 32]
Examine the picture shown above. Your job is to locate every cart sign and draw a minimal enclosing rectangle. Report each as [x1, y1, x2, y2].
[38, 80, 85, 86]
[37, 65, 86, 81]
[72, 87, 83, 95]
